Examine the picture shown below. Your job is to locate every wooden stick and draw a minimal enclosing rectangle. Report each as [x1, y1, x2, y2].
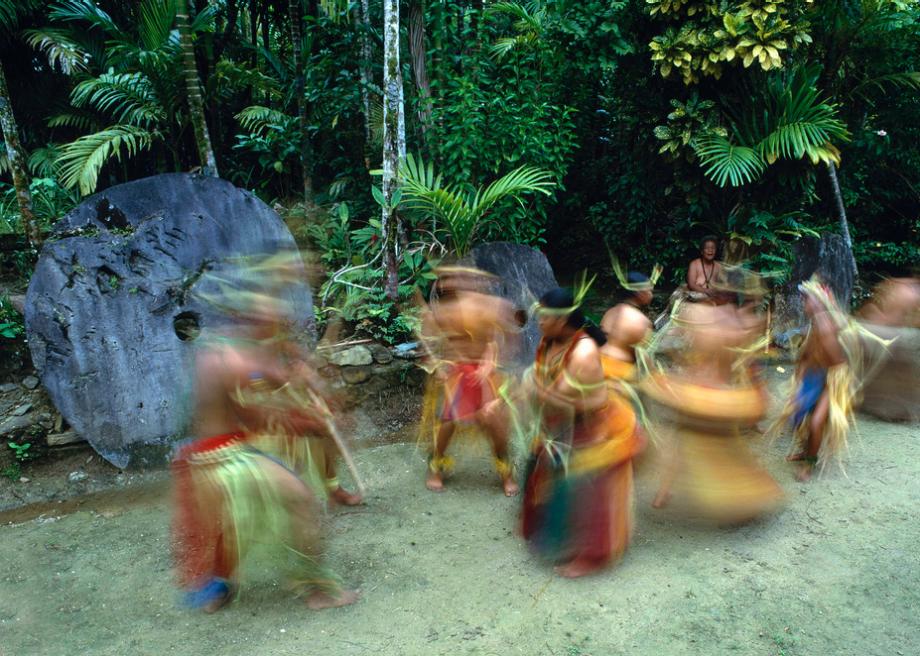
[315, 338, 375, 352]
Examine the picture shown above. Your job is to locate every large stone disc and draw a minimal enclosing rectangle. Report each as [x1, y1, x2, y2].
[470, 242, 559, 368]
[25, 174, 314, 468]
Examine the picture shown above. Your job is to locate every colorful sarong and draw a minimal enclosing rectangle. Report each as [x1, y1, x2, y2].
[171, 431, 336, 605]
[522, 333, 640, 568]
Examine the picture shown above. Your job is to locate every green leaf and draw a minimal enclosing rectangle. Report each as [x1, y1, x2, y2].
[370, 185, 386, 208]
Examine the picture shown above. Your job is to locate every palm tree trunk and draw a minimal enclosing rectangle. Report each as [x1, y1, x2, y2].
[382, 0, 405, 301]
[826, 161, 858, 280]
[177, 0, 219, 176]
[288, 0, 313, 202]
[0, 60, 38, 248]
[409, 1, 433, 142]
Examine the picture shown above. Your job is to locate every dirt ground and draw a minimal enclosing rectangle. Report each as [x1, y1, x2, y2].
[1, 410, 919, 656]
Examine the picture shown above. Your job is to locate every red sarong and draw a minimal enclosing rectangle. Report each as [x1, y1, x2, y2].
[171, 432, 245, 589]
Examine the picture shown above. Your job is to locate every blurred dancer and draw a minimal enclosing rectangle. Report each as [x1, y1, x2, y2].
[857, 275, 920, 421]
[644, 269, 783, 521]
[600, 270, 654, 382]
[419, 266, 520, 495]
[172, 263, 357, 612]
[248, 251, 363, 505]
[521, 287, 641, 577]
[773, 278, 887, 480]
[858, 275, 920, 328]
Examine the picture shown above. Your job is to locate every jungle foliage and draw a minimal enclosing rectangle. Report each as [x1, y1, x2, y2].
[0, 1, 917, 339]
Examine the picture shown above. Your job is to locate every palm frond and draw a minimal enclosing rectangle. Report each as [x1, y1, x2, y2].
[214, 60, 283, 102]
[70, 72, 165, 127]
[24, 28, 89, 75]
[486, 1, 544, 60]
[399, 153, 555, 255]
[29, 145, 65, 178]
[48, 111, 100, 131]
[487, 1, 543, 29]
[236, 105, 294, 133]
[476, 166, 555, 211]
[190, 3, 218, 33]
[488, 37, 521, 60]
[0, 0, 40, 31]
[56, 125, 157, 195]
[755, 72, 849, 165]
[49, 0, 118, 33]
[138, 0, 177, 51]
[850, 71, 920, 102]
[695, 136, 766, 187]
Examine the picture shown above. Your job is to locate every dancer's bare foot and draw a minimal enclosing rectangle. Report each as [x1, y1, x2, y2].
[426, 470, 445, 492]
[502, 478, 519, 497]
[202, 585, 234, 614]
[651, 489, 671, 509]
[794, 462, 814, 482]
[305, 588, 359, 610]
[786, 451, 808, 462]
[329, 486, 363, 506]
[554, 559, 602, 579]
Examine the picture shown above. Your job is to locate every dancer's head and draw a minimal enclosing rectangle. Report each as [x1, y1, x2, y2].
[536, 287, 606, 345]
[626, 271, 653, 306]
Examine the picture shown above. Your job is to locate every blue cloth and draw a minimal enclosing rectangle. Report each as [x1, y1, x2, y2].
[792, 368, 827, 427]
[184, 578, 230, 609]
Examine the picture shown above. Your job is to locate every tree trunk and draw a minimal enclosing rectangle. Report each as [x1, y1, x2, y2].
[288, 0, 313, 202]
[382, 0, 405, 301]
[213, 0, 241, 63]
[0, 60, 39, 248]
[409, 1, 433, 142]
[177, 0, 219, 176]
[826, 161, 858, 281]
[355, 0, 374, 168]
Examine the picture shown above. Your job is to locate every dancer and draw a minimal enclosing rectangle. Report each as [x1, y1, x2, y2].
[521, 286, 640, 577]
[644, 268, 783, 521]
[172, 266, 357, 612]
[418, 265, 520, 495]
[600, 270, 655, 382]
[771, 278, 887, 481]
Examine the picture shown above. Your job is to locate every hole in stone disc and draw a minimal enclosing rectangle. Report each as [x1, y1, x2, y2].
[173, 311, 201, 342]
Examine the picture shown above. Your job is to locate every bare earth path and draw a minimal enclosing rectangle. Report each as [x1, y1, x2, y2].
[1, 416, 918, 656]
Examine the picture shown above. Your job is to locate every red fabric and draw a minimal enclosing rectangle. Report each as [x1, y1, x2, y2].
[440, 363, 493, 422]
[172, 432, 244, 588]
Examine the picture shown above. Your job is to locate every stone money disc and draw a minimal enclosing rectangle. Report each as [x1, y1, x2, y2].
[25, 174, 314, 468]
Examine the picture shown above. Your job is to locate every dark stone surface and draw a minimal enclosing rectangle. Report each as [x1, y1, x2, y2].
[773, 233, 855, 341]
[470, 242, 559, 368]
[25, 174, 313, 468]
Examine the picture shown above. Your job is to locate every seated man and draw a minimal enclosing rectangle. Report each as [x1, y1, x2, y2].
[654, 236, 722, 330]
[686, 235, 722, 299]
